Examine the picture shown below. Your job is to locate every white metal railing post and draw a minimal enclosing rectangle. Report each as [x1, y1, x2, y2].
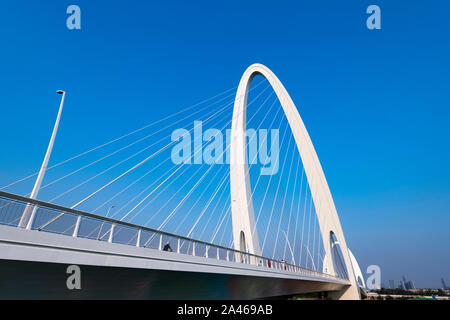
[108, 224, 115, 243]
[226, 250, 229, 261]
[72, 215, 81, 237]
[192, 241, 196, 256]
[216, 247, 219, 260]
[177, 238, 180, 254]
[158, 234, 163, 251]
[136, 229, 141, 247]
[205, 245, 209, 258]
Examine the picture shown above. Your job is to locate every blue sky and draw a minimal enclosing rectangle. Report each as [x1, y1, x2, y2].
[0, 1, 449, 288]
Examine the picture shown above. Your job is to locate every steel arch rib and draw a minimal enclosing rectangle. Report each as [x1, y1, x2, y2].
[229, 63, 360, 299]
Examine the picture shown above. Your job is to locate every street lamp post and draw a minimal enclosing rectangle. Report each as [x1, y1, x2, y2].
[19, 90, 66, 229]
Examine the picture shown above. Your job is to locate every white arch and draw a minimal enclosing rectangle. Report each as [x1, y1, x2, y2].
[229, 63, 360, 299]
[348, 249, 366, 289]
[323, 248, 366, 289]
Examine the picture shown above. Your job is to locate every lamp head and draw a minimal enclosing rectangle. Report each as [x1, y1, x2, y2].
[56, 90, 64, 94]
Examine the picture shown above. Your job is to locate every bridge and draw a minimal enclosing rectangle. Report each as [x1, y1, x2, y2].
[0, 64, 364, 299]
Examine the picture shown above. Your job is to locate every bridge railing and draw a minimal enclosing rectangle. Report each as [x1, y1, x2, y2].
[0, 191, 345, 282]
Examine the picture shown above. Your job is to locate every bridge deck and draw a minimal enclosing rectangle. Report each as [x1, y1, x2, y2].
[0, 225, 349, 299]
[0, 191, 349, 299]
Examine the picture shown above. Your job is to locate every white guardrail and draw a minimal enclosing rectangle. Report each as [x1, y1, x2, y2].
[0, 191, 346, 282]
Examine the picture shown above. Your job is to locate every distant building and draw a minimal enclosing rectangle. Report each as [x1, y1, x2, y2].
[389, 280, 395, 289]
[407, 280, 415, 289]
[442, 278, 448, 290]
[399, 276, 416, 290]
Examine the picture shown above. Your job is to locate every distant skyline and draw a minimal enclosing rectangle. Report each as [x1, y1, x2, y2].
[0, 1, 449, 288]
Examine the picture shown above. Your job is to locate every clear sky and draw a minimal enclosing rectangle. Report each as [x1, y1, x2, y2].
[0, 1, 449, 288]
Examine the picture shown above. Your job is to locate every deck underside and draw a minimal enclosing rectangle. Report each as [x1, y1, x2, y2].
[0, 259, 345, 299]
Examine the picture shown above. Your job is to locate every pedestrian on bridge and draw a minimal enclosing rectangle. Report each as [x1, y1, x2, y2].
[163, 242, 173, 252]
